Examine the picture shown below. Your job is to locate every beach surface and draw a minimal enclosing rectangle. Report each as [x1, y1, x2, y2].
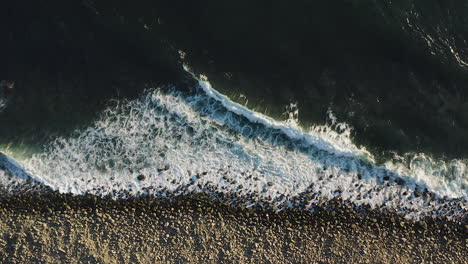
[0, 191, 466, 263]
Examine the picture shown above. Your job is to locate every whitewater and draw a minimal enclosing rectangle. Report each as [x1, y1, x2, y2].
[0, 70, 466, 221]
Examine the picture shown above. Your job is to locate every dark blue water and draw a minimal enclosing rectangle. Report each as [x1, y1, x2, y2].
[0, 0, 467, 161]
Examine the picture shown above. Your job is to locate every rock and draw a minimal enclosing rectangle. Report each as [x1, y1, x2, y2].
[157, 165, 170, 172]
[395, 178, 405, 186]
[137, 175, 145, 181]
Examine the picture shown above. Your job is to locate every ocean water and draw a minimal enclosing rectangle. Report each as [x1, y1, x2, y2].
[0, 0, 467, 222]
[1, 68, 465, 221]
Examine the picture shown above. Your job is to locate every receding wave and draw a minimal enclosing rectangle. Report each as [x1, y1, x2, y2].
[0, 71, 463, 221]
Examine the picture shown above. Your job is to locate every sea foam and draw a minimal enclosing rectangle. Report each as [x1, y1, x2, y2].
[0, 72, 465, 220]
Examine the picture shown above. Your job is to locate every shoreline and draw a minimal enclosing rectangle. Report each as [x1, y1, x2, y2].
[0, 190, 466, 263]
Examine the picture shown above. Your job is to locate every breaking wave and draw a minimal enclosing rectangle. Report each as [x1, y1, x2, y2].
[0, 71, 466, 221]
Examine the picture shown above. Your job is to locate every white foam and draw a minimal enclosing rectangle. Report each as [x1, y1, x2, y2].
[0, 98, 6, 112]
[196, 74, 374, 160]
[0, 152, 33, 182]
[0, 73, 463, 220]
[384, 153, 467, 199]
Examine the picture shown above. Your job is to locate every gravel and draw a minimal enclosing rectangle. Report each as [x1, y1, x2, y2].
[0, 191, 466, 263]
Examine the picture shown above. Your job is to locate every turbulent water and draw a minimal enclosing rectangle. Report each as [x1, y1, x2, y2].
[1, 68, 466, 221]
[1, 0, 467, 222]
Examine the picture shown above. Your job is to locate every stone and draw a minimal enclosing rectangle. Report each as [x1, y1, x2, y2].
[395, 178, 405, 186]
[137, 175, 145, 181]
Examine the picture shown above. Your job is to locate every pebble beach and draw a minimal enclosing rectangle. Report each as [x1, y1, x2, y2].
[0, 189, 466, 263]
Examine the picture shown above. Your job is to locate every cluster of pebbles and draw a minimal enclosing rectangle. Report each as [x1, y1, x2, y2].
[1, 153, 466, 224]
[68, 163, 466, 224]
[0, 181, 466, 263]
[0, 153, 467, 262]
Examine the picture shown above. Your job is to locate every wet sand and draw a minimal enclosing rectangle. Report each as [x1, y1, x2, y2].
[0, 191, 466, 263]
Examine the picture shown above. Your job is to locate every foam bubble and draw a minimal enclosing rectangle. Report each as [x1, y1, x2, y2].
[0, 98, 6, 112]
